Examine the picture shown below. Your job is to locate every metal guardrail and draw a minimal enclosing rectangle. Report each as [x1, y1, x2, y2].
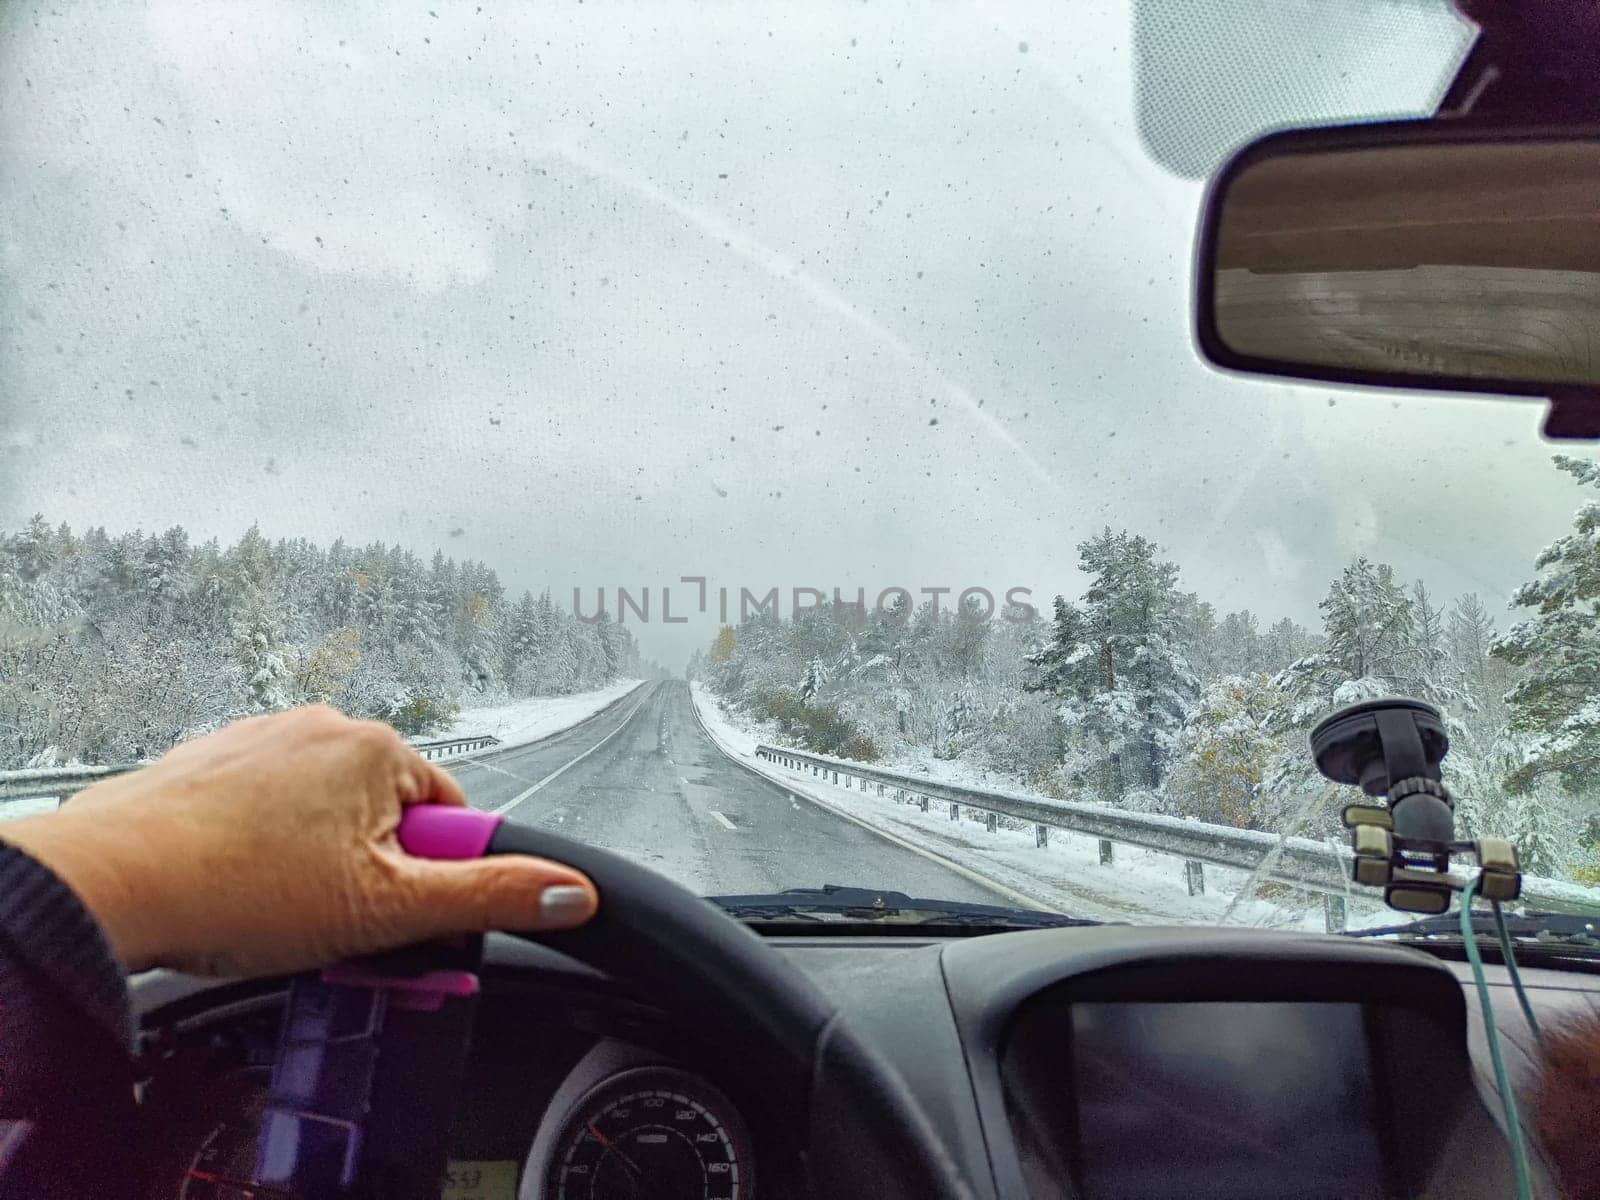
[0, 733, 501, 806]
[0, 764, 140, 803]
[410, 734, 500, 761]
[754, 744, 1600, 932]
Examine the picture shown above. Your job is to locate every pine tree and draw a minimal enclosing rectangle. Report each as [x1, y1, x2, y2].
[355, 566, 401, 650]
[799, 658, 825, 704]
[1211, 609, 1264, 679]
[1448, 592, 1515, 737]
[1028, 529, 1197, 799]
[939, 685, 975, 758]
[567, 619, 606, 690]
[1261, 616, 1316, 673]
[12, 514, 57, 582]
[1026, 597, 1089, 699]
[946, 593, 990, 678]
[1495, 454, 1600, 796]
[141, 526, 191, 610]
[504, 591, 544, 687]
[859, 595, 908, 668]
[1449, 592, 1496, 682]
[391, 549, 442, 650]
[234, 590, 292, 712]
[1176, 595, 1219, 684]
[225, 524, 275, 595]
[531, 593, 572, 693]
[1259, 560, 1425, 838]
[1320, 557, 1414, 687]
[1409, 579, 1455, 704]
[595, 610, 632, 681]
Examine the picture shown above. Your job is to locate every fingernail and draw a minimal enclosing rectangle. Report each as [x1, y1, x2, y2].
[540, 885, 595, 926]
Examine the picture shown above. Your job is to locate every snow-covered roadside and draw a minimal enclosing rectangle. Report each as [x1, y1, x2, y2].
[446, 679, 646, 753]
[0, 796, 61, 823]
[690, 683, 1391, 931]
[1, 683, 650, 822]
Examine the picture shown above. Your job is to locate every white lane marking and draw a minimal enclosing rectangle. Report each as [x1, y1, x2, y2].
[459, 759, 535, 784]
[490, 686, 655, 818]
[793, 786, 1044, 910]
[686, 687, 1037, 910]
[710, 810, 738, 831]
[443, 681, 648, 776]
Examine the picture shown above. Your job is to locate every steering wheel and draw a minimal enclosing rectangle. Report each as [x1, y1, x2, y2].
[257, 806, 976, 1200]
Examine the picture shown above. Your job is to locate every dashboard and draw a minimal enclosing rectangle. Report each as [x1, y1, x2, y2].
[137, 962, 796, 1200]
[132, 926, 1599, 1199]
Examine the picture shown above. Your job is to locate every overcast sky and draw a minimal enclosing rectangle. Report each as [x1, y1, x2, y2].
[0, 1, 1581, 668]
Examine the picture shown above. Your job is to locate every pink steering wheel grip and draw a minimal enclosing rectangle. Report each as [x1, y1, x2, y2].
[398, 804, 504, 861]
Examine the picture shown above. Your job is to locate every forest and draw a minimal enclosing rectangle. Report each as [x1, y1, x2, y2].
[697, 456, 1600, 885]
[0, 519, 640, 769]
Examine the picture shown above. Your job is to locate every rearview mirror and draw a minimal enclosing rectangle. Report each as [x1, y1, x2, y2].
[1195, 121, 1600, 435]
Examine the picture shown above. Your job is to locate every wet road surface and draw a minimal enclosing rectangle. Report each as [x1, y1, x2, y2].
[446, 680, 1002, 901]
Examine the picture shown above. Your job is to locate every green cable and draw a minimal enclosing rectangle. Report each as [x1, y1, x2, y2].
[1459, 877, 1535, 1200]
[1489, 899, 1543, 1044]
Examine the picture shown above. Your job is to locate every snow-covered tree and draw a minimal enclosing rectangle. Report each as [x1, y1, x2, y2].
[1261, 615, 1318, 673]
[799, 658, 825, 704]
[1170, 673, 1291, 829]
[1321, 557, 1415, 687]
[938, 685, 975, 758]
[1029, 529, 1197, 799]
[945, 594, 990, 678]
[140, 526, 191, 610]
[1495, 455, 1600, 798]
[1274, 558, 1417, 728]
[1440, 591, 1521, 747]
[503, 591, 544, 688]
[233, 591, 292, 713]
[1026, 597, 1088, 700]
[1211, 609, 1265, 679]
[1444, 720, 1585, 876]
[1409, 580, 1454, 702]
[1449, 592, 1496, 684]
[1176, 596, 1219, 683]
[0, 517, 630, 767]
[12, 514, 57, 582]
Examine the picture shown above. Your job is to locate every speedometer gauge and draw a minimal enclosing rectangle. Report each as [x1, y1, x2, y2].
[546, 1066, 753, 1200]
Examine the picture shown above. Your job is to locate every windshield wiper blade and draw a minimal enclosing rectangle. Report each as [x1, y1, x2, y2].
[1345, 909, 1600, 945]
[897, 908, 1104, 930]
[710, 903, 834, 923]
[706, 884, 1100, 929]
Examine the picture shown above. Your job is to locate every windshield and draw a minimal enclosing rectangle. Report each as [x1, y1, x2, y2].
[4, 1, 1597, 934]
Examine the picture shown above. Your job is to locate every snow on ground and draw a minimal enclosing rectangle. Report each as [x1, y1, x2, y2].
[691, 685, 762, 756]
[690, 683, 1393, 931]
[0, 796, 61, 823]
[446, 679, 645, 752]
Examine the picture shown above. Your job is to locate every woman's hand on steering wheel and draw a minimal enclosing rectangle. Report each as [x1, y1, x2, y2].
[0, 705, 598, 976]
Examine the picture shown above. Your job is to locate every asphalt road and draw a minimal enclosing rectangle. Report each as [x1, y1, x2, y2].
[444, 680, 1003, 902]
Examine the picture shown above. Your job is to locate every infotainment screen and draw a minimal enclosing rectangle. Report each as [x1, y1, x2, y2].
[1069, 1002, 1386, 1200]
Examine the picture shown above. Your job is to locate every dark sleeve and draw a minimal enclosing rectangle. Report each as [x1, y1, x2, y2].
[0, 841, 139, 1200]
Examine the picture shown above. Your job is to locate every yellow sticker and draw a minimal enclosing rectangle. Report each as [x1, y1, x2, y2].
[440, 1159, 520, 1200]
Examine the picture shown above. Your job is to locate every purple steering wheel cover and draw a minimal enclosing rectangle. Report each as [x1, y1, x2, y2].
[398, 805, 503, 860]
